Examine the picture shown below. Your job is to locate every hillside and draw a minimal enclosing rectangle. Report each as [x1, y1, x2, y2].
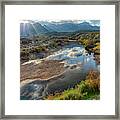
[20, 20, 100, 38]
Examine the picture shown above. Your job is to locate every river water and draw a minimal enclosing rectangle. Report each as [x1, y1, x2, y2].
[45, 43, 100, 72]
[20, 42, 100, 100]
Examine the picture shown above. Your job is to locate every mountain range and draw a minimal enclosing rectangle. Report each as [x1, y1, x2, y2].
[20, 20, 100, 38]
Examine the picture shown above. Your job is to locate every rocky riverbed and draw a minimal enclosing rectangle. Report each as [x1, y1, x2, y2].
[21, 60, 65, 82]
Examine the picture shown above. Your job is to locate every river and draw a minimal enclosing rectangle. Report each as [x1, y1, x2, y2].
[20, 42, 100, 100]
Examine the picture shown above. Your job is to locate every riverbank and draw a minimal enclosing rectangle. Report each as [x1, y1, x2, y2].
[45, 70, 100, 100]
[21, 60, 65, 82]
[20, 68, 100, 100]
[79, 38, 100, 64]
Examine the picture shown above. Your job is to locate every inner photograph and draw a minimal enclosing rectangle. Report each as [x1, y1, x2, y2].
[20, 20, 100, 100]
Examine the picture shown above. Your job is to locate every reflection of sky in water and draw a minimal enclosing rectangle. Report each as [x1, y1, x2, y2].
[46, 43, 100, 71]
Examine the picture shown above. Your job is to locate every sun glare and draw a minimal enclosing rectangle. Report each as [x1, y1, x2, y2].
[21, 20, 29, 24]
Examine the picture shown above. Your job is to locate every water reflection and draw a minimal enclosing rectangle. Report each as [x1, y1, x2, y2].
[46, 43, 99, 72]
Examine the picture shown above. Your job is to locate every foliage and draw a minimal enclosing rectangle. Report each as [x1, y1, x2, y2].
[20, 32, 100, 62]
[20, 48, 29, 56]
[77, 32, 100, 55]
[93, 43, 100, 55]
[45, 70, 100, 100]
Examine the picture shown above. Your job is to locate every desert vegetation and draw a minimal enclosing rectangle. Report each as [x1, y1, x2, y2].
[20, 20, 100, 100]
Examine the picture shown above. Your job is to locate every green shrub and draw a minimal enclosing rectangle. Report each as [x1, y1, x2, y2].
[78, 79, 100, 94]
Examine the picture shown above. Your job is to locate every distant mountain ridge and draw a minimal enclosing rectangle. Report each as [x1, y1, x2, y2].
[20, 20, 100, 38]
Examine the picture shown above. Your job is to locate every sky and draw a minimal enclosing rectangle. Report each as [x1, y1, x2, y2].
[21, 20, 100, 26]
[79, 20, 100, 26]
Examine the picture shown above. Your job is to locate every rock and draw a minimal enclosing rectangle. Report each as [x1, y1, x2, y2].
[70, 65, 77, 69]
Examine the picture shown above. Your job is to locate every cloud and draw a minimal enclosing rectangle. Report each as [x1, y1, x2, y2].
[21, 19, 100, 26]
[89, 20, 100, 26]
[74, 20, 100, 26]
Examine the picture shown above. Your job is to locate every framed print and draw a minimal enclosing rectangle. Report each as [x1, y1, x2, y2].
[0, 0, 119, 119]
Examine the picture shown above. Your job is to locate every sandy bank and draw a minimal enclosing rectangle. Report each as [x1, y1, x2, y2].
[20, 60, 65, 82]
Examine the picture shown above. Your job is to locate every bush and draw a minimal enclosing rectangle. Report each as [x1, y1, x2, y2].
[93, 42, 100, 55]
[86, 70, 100, 80]
[78, 79, 100, 94]
[20, 48, 29, 56]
